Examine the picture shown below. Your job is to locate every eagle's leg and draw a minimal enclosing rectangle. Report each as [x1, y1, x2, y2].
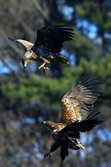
[44, 141, 60, 158]
[38, 57, 50, 70]
[44, 152, 51, 158]
[38, 62, 47, 69]
[76, 139, 87, 152]
[68, 137, 87, 152]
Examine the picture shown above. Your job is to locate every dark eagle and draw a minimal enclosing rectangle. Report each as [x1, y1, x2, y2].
[8, 25, 74, 71]
[42, 76, 104, 166]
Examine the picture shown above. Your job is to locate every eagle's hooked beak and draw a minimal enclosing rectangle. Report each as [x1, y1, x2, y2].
[22, 59, 29, 69]
[22, 50, 34, 69]
[22, 59, 25, 68]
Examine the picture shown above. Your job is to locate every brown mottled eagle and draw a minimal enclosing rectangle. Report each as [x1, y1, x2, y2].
[8, 25, 74, 71]
[42, 76, 104, 166]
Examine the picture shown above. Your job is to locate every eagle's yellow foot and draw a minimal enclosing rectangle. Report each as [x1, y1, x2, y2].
[44, 152, 51, 158]
[76, 140, 87, 152]
[77, 143, 87, 152]
[38, 62, 46, 69]
[68, 137, 87, 152]
[38, 63, 49, 71]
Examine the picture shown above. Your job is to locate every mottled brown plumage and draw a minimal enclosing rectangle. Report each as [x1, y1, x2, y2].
[59, 75, 101, 125]
[42, 76, 104, 166]
[8, 25, 74, 71]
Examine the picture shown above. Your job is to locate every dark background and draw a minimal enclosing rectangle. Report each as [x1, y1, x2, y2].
[0, 0, 111, 167]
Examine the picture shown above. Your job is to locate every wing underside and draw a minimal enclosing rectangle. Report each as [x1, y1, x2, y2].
[59, 76, 101, 124]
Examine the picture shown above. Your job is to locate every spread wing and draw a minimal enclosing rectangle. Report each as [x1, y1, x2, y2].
[8, 37, 34, 50]
[59, 76, 101, 125]
[34, 25, 74, 53]
[59, 112, 105, 136]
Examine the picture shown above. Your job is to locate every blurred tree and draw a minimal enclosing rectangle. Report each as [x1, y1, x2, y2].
[0, 0, 111, 167]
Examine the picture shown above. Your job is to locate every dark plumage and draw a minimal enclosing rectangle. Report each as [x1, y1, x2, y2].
[42, 76, 105, 166]
[8, 25, 74, 70]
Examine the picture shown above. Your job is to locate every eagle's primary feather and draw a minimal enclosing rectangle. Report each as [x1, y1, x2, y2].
[59, 75, 101, 125]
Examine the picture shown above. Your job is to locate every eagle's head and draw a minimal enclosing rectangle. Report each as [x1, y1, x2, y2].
[42, 120, 57, 130]
[22, 57, 28, 69]
[22, 50, 38, 68]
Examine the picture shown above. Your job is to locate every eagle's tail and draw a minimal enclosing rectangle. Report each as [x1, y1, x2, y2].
[54, 55, 69, 65]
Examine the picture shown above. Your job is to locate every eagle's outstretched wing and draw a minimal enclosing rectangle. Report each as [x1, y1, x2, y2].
[8, 37, 34, 50]
[59, 76, 101, 125]
[59, 111, 104, 137]
[34, 25, 74, 53]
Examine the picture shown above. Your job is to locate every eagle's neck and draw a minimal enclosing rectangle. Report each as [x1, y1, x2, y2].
[52, 123, 66, 141]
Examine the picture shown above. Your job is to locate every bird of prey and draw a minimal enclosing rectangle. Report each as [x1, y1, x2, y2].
[42, 76, 104, 166]
[8, 25, 74, 71]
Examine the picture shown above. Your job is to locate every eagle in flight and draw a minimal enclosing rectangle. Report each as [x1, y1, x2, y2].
[42, 76, 104, 166]
[8, 25, 74, 71]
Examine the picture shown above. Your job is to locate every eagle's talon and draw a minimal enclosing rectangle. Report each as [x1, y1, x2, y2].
[45, 66, 49, 70]
[38, 63, 49, 71]
[76, 139, 87, 152]
[43, 66, 49, 73]
[43, 66, 49, 71]
[78, 144, 87, 152]
[38, 62, 46, 69]
[44, 152, 51, 158]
